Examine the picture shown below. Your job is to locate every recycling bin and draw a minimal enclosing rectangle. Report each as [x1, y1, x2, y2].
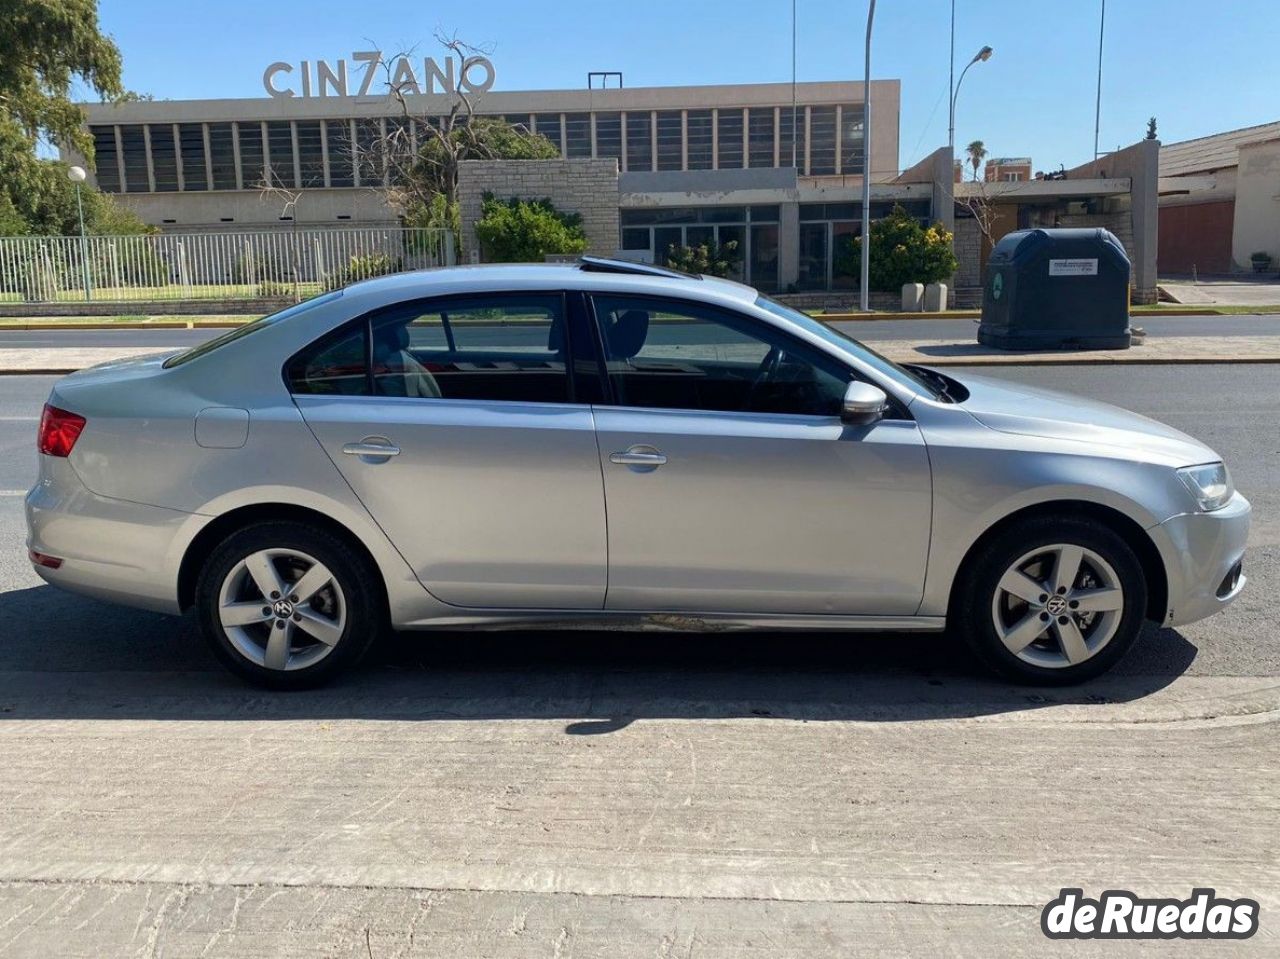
[977, 228, 1131, 350]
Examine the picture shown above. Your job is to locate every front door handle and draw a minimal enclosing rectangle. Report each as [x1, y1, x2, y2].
[342, 440, 401, 459]
[610, 446, 667, 470]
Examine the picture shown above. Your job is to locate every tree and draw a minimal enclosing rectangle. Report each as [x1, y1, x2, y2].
[965, 140, 987, 181]
[835, 205, 958, 292]
[474, 195, 587, 262]
[0, 1, 139, 234]
[357, 35, 560, 233]
[665, 240, 741, 278]
[1145, 117, 1158, 140]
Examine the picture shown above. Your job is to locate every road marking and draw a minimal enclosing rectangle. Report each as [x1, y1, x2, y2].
[0, 490, 27, 496]
[0, 416, 38, 421]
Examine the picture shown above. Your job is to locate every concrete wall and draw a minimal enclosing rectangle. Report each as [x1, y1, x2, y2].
[1066, 139, 1159, 302]
[110, 187, 400, 231]
[1233, 138, 1280, 270]
[457, 158, 620, 261]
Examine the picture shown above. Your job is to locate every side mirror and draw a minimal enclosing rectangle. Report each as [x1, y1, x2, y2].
[841, 381, 889, 425]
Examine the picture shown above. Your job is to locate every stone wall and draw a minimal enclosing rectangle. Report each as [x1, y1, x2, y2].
[953, 218, 983, 289]
[457, 159, 620, 262]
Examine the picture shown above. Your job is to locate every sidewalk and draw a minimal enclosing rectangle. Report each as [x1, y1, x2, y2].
[4, 335, 1280, 374]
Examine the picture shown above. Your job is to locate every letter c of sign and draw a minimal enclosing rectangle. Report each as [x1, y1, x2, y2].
[459, 56, 496, 94]
[263, 62, 295, 98]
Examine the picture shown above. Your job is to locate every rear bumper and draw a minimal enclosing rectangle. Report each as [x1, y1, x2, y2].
[25, 457, 199, 614]
[1150, 491, 1251, 628]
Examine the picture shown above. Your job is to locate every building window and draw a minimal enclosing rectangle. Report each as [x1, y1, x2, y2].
[1004, 171, 1022, 182]
[90, 125, 120, 192]
[655, 110, 682, 171]
[809, 106, 836, 175]
[534, 113, 562, 154]
[148, 124, 178, 192]
[625, 111, 653, 172]
[208, 122, 236, 189]
[355, 118, 383, 186]
[564, 112, 591, 158]
[119, 124, 148, 193]
[503, 113, 532, 132]
[594, 112, 622, 163]
[179, 123, 209, 190]
[326, 120, 354, 187]
[779, 106, 805, 171]
[296, 120, 324, 187]
[263, 120, 294, 188]
[747, 108, 775, 168]
[840, 104, 865, 175]
[687, 110, 713, 170]
[717, 108, 743, 169]
[237, 122, 265, 189]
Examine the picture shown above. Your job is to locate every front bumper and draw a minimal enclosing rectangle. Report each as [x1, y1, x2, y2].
[1150, 491, 1251, 627]
[25, 457, 200, 614]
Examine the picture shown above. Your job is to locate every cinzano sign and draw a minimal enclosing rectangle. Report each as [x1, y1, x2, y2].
[263, 52, 496, 99]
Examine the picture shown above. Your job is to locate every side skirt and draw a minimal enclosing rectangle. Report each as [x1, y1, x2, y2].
[396, 611, 948, 633]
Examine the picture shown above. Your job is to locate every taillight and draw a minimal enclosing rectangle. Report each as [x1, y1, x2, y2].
[38, 404, 86, 457]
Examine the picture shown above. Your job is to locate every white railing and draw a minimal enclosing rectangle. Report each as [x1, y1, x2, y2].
[0, 227, 455, 304]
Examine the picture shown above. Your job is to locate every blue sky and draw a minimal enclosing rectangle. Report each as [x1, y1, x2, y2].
[94, 0, 1275, 172]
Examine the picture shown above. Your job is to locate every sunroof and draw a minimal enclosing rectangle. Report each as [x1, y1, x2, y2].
[577, 256, 700, 280]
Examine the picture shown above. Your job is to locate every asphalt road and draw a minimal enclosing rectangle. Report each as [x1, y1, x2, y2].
[1, 311, 1279, 349]
[0, 366, 1277, 956]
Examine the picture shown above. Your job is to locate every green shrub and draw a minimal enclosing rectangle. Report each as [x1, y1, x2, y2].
[474, 195, 587, 263]
[834, 205, 958, 292]
[665, 240, 741, 278]
[323, 252, 401, 291]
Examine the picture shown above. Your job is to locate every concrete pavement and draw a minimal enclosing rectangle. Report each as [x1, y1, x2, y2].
[0, 366, 1277, 956]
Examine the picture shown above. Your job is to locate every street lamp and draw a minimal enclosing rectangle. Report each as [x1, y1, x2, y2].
[67, 165, 91, 301]
[948, 45, 993, 159]
[859, 0, 876, 313]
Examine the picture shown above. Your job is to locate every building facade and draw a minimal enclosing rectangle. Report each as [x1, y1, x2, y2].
[68, 79, 903, 292]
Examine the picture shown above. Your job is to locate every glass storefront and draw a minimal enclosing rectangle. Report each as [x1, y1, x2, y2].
[619, 206, 779, 289]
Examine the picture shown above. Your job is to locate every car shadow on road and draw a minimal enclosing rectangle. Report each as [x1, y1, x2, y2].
[0, 584, 1199, 728]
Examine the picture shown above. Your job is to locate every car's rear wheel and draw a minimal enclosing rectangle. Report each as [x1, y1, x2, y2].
[195, 522, 381, 689]
[953, 515, 1147, 684]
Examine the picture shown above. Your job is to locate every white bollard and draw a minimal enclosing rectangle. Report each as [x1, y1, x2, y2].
[901, 283, 924, 311]
[924, 282, 948, 312]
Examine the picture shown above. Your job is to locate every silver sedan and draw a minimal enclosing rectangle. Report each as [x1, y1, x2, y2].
[26, 258, 1249, 688]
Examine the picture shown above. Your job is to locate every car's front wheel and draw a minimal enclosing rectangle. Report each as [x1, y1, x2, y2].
[953, 515, 1148, 685]
[195, 521, 381, 689]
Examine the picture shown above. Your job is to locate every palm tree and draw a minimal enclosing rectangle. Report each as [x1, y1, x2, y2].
[966, 140, 987, 181]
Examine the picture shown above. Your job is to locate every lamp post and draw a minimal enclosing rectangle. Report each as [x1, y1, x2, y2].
[67, 165, 91, 301]
[949, 45, 993, 159]
[858, 0, 876, 313]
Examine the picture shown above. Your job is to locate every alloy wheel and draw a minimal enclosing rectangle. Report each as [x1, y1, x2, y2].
[990, 543, 1125, 669]
[216, 548, 347, 671]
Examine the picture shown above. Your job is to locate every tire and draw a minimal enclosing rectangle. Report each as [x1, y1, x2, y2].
[195, 521, 383, 689]
[952, 515, 1148, 685]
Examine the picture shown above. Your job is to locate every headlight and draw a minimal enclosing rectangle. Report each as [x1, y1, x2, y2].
[1178, 462, 1234, 511]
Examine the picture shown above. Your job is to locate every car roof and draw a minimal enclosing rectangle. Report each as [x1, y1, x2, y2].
[339, 260, 761, 310]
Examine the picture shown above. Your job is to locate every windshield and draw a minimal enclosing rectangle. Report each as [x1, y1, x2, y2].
[753, 295, 942, 399]
[162, 290, 344, 368]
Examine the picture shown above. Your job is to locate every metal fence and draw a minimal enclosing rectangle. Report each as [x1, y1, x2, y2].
[0, 227, 455, 304]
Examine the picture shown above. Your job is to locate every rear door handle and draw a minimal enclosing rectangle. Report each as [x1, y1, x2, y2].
[342, 441, 401, 458]
[609, 447, 667, 469]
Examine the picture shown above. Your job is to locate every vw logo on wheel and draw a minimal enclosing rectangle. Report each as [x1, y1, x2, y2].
[272, 599, 295, 618]
[1044, 595, 1068, 616]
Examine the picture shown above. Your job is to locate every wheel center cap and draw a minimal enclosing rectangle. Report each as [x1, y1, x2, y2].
[272, 599, 295, 618]
[1044, 595, 1068, 616]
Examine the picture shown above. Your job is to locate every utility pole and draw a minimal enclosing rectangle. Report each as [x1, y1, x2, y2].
[859, 0, 876, 312]
[1093, 0, 1106, 158]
